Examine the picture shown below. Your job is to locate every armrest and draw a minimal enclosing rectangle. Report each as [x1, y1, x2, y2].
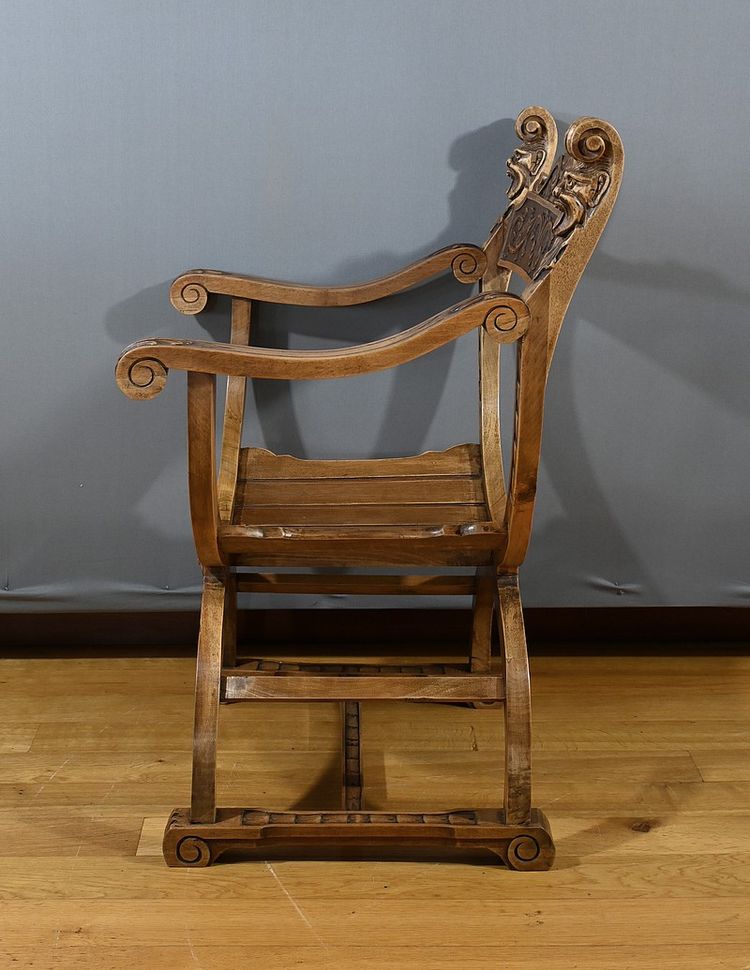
[116, 292, 529, 399]
[169, 244, 488, 313]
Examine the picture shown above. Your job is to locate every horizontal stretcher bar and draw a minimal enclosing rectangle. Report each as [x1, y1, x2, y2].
[222, 672, 502, 702]
[235, 573, 477, 595]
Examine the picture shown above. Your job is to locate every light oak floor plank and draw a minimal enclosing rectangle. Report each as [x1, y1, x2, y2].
[0, 651, 748, 968]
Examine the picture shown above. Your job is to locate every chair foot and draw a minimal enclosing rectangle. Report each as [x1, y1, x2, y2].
[162, 806, 554, 870]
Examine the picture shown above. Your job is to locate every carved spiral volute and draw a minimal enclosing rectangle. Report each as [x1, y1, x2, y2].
[515, 106, 554, 149]
[450, 248, 487, 283]
[115, 348, 168, 400]
[506, 834, 541, 871]
[175, 836, 212, 867]
[564, 118, 612, 164]
[482, 296, 530, 343]
[170, 278, 209, 314]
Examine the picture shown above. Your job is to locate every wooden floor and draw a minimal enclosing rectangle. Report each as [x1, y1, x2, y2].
[1, 649, 749, 968]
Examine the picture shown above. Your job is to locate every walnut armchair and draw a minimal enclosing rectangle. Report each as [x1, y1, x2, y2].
[116, 107, 623, 869]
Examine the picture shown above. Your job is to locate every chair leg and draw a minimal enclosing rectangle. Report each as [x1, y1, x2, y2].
[496, 572, 532, 825]
[221, 572, 238, 669]
[470, 569, 494, 673]
[190, 567, 230, 824]
[162, 567, 554, 869]
[341, 701, 363, 811]
[468, 569, 503, 710]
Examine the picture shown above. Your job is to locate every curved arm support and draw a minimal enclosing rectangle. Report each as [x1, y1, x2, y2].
[169, 244, 487, 313]
[116, 293, 530, 399]
[496, 572, 532, 824]
[499, 279, 552, 568]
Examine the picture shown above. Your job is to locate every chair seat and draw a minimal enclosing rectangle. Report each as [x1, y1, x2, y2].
[220, 443, 505, 565]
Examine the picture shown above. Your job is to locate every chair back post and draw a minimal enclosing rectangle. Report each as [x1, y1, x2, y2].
[479, 108, 624, 569]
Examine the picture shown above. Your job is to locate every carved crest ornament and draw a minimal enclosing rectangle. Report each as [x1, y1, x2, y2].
[495, 108, 616, 281]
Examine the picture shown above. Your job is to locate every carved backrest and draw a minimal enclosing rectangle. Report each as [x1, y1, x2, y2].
[480, 107, 623, 568]
[485, 106, 622, 291]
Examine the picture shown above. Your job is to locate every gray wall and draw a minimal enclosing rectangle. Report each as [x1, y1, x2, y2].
[1, 0, 748, 612]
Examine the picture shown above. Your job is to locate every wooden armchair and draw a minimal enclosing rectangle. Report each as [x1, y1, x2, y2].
[116, 107, 623, 869]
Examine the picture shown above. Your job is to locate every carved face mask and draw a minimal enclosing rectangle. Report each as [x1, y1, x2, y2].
[506, 148, 546, 201]
[552, 168, 610, 236]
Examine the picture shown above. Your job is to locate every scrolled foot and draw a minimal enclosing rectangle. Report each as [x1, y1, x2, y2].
[507, 834, 542, 870]
[500, 817, 555, 871]
[174, 835, 212, 867]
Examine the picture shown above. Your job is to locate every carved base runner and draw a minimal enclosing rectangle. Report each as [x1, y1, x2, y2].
[162, 806, 554, 870]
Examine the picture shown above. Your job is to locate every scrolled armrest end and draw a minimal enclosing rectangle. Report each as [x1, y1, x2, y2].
[482, 295, 531, 344]
[170, 274, 210, 315]
[450, 247, 488, 283]
[116, 341, 170, 399]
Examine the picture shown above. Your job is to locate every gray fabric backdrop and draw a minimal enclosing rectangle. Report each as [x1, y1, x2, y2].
[1, 0, 748, 612]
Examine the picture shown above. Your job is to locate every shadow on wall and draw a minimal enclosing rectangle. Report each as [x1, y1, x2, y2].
[106, 118, 519, 456]
[533, 237, 750, 603]
[586, 251, 749, 418]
